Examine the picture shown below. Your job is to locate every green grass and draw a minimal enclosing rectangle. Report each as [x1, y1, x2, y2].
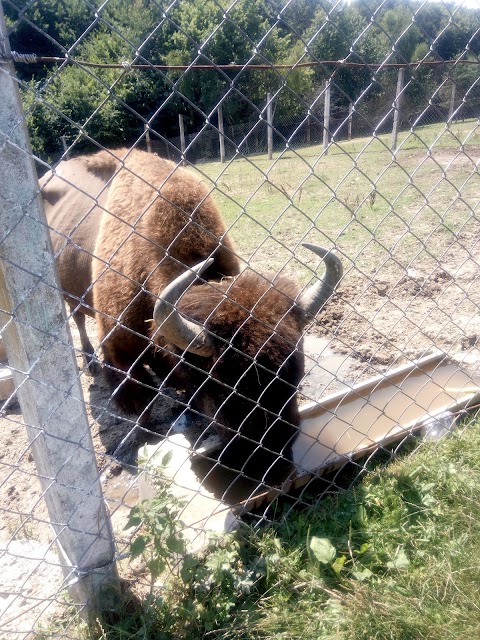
[242, 418, 480, 640]
[194, 119, 480, 283]
[50, 413, 480, 639]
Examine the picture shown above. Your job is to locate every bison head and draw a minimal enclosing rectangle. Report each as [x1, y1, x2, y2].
[153, 244, 342, 488]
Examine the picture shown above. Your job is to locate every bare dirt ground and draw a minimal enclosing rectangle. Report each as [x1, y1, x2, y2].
[1, 182, 480, 636]
[331, 226, 480, 378]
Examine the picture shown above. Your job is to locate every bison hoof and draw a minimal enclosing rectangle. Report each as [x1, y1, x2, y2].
[84, 356, 101, 377]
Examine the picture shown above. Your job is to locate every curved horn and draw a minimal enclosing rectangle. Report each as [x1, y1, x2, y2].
[153, 258, 215, 357]
[297, 243, 343, 317]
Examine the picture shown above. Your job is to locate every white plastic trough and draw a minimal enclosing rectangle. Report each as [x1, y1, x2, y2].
[108, 350, 480, 548]
[189, 350, 480, 512]
[235, 350, 480, 511]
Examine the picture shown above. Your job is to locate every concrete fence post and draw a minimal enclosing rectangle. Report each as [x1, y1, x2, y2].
[179, 114, 187, 165]
[0, 5, 120, 621]
[218, 104, 225, 163]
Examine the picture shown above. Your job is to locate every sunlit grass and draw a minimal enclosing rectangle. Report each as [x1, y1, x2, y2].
[194, 119, 480, 282]
[232, 415, 480, 639]
[60, 413, 480, 640]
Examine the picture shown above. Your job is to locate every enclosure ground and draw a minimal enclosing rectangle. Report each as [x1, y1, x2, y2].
[1, 136, 479, 637]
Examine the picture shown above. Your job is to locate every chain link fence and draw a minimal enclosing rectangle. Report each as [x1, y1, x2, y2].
[1, 0, 480, 636]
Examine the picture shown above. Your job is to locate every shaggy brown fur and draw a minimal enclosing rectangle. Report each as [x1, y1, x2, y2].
[159, 271, 306, 485]
[41, 155, 112, 371]
[89, 148, 240, 412]
[42, 148, 339, 487]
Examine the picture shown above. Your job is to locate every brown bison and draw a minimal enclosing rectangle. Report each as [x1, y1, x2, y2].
[41, 148, 342, 486]
[41, 148, 239, 377]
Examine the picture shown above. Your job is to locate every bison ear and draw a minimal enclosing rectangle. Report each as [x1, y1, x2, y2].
[153, 259, 214, 357]
[297, 244, 343, 318]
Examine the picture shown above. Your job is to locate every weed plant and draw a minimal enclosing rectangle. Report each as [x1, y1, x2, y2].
[62, 414, 480, 640]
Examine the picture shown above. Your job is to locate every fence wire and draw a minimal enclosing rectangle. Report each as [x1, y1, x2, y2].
[1, 0, 480, 637]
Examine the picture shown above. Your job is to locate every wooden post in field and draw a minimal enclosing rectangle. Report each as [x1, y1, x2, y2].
[163, 135, 171, 160]
[218, 104, 225, 163]
[179, 114, 186, 165]
[348, 102, 354, 140]
[391, 67, 405, 151]
[448, 79, 456, 123]
[306, 114, 311, 144]
[145, 123, 152, 153]
[267, 92, 273, 160]
[0, 4, 120, 622]
[323, 79, 331, 154]
[60, 135, 70, 159]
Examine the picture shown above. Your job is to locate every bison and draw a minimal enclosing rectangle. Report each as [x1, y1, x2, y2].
[152, 246, 342, 486]
[41, 148, 342, 486]
[41, 148, 239, 378]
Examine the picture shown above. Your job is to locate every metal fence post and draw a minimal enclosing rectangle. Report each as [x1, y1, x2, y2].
[448, 79, 456, 123]
[0, 6, 120, 621]
[145, 123, 152, 153]
[348, 102, 354, 140]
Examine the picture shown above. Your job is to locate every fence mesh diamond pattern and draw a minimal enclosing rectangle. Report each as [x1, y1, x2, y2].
[0, 0, 480, 636]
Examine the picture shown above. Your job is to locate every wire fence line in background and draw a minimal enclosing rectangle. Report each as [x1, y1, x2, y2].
[1, 0, 480, 636]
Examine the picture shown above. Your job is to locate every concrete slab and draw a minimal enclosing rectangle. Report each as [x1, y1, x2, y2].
[0, 366, 14, 402]
[138, 434, 239, 553]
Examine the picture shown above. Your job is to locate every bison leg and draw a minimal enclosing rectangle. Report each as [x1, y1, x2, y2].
[71, 308, 100, 376]
[101, 344, 157, 422]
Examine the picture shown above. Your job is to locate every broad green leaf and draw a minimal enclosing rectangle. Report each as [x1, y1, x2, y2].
[356, 504, 368, 524]
[161, 450, 173, 467]
[387, 548, 410, 570]
[148, 557, 166, 580]
[309, 537, 336, 564]
[124, 514, 142, 530]
[352, 566, 373, 581]
[130, 535, 147, 558]
[166, 535, 185, 553]
[331, 555, 346, 576]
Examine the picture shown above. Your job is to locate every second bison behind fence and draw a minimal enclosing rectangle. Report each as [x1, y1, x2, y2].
[41, 148, 342, 486]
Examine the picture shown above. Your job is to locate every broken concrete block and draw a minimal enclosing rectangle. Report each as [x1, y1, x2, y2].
[138, 434, 238, 553]
[0, 367, 14, 402]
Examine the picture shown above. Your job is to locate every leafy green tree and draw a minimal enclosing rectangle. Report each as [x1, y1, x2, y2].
[146, 0, 290, 127]
[4, 0, 94, 81]
[20, 1, 171, 157]
[9, 0, 480, 159]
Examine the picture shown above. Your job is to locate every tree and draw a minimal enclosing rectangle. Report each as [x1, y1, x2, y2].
[4, 0, 94, 80]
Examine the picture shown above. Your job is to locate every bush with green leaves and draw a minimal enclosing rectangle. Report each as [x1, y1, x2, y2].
[7, 0, 480, 160]
[124, 451, 187, 587]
